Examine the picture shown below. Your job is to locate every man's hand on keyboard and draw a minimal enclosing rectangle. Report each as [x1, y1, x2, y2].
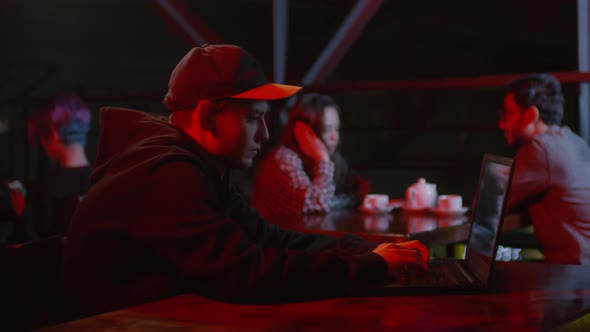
[395, 240, 429, 263]
[372, 240, 429, 277]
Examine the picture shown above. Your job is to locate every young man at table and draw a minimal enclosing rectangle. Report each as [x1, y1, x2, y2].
[62, 44, 428, 316]
[498, 73, 590, 265]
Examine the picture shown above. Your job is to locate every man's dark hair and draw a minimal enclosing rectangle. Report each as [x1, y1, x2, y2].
[504, 73, 565, 126]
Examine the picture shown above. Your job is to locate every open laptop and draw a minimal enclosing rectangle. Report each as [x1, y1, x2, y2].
[373, 153, 515, 294]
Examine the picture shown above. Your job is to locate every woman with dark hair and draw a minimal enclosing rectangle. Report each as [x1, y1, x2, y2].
[251, 93, 370, 217]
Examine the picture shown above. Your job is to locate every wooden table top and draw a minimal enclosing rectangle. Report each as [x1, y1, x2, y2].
[39, 262, 590, 332]
[266, 209, 525, 246]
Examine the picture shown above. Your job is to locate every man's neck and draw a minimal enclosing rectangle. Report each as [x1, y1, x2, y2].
[58, 144, 89, 168]
[532, 121, 550, 137]
[515, 121, 553, 148]
[182, 127, 229, 177]
[167, 125, 232, 192]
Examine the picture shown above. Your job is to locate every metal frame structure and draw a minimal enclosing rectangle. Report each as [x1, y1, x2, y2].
[301, 0, 383, 85]
[578, 0, 590, 142]
[149, 0, 223, 46]
[273, 0, 289, 84]
[149, 0, 590, 144]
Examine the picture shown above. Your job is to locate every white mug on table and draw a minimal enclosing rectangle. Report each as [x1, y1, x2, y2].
[437, 194, 463, 211]
[363, 194, 389, 210]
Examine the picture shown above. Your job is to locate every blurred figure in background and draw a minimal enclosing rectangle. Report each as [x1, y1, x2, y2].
[251, 93, 370, 217]
[24, 95, 93, 239]
[0, 181, 26, 243]
[0, 119, 30, 243]
[498, 73, 590, 265]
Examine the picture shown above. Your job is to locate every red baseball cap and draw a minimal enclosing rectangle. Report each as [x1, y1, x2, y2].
[164, 44, 301, 112]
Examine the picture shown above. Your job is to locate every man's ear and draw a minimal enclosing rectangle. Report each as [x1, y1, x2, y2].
[196, 100, 216, 134]
[522, 105, 540, 125]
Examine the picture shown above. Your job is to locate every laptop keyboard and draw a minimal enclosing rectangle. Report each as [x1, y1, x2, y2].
[427, 259, 473, 285]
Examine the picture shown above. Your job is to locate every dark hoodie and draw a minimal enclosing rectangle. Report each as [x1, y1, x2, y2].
[61, 108, 387, 316]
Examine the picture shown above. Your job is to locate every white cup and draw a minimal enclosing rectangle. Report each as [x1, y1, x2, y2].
[437, 195, 463, 211]
[363, 194, 389, 210]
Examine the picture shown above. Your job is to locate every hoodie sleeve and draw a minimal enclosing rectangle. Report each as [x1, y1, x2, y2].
[129, 161, 387, 303]
[229, 191, 380, 254]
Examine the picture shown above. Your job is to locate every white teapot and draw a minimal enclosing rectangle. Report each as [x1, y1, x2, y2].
[406, 178, 437, 209]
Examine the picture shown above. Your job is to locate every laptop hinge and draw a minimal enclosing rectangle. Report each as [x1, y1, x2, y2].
[457, 261, 477, 284]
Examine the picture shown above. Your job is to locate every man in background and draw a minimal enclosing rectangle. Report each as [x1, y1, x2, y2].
[498, 73, 590, 265]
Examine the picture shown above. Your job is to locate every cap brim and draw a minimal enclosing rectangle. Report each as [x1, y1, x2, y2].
[231, 83, 301, 100]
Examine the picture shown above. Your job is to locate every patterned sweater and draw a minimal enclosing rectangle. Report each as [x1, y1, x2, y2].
[251, 145, 359, 217]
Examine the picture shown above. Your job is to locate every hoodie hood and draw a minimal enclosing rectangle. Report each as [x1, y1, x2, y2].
[91, 108, 206, 184]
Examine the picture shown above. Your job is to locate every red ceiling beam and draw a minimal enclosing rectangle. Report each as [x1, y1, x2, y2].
[301, 0, 383, 85]
[305, 71, 590, 92]
[148, 0, 223, 46]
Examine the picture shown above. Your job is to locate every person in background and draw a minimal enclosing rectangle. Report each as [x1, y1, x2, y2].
[0, 118, 27, 243]
[25, 95, 93, 239]
[62, 44, 428, 317]
[498, 73, 590, 265]
[251, 93, 370, 217]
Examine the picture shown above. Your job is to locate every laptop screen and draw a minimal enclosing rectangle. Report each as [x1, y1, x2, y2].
[464, 154, 514, 285]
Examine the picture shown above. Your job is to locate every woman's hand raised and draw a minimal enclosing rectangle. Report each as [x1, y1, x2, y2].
[293, 121, 330, 162]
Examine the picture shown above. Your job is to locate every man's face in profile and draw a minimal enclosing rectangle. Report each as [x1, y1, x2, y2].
[213, 99, 270, 168]
[498, 92, 527, 146]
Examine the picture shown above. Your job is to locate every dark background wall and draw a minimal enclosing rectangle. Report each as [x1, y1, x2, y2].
[0, 0, 581, 200]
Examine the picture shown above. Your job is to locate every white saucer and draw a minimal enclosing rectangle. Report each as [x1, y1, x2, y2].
[400, 204, 430, 213]
[359, 202, 399, 214]
[430, 207, 469, 217]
